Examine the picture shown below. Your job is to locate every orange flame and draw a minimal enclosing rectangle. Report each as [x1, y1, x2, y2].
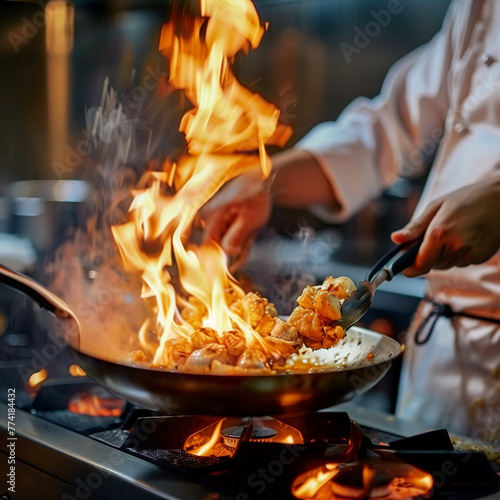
[185, 418, 225, 456]
[68, 393, 125, 417]
[111, 0, 291, 365]
[292, 460, 434, 500]
[69, 364, 86, 377]
[292, 464, 339, 499]
[28, 369, 48, 388]
[362, 462, 376, 496]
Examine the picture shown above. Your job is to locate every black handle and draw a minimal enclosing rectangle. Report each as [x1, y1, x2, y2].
[0, 263, 82, 349]
[366, 237, 423, 282]
[0, 264, 58, 315]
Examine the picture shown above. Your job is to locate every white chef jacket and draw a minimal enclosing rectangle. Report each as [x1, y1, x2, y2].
[295, 0, 500, 442]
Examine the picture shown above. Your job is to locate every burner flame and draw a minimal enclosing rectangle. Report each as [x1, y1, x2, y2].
[292, 459, 433, 500]
[28, 369, 48, 388]
[292, 464, 340, 498]
[362, 462, 376, 496]
[68, 364, 86, 377]
[68, 392, 125, 417]
[184, 417, 304, 457]
[186, 419, 225, 457]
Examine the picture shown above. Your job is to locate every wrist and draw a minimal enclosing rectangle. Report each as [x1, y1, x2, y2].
[269, 148, 340, 211]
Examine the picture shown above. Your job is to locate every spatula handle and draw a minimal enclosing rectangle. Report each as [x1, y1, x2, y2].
[367, 237, 423, 282]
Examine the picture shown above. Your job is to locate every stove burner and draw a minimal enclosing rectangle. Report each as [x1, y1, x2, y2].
[221, 424, 278, 448]
[330, 460, 433, 499]
[3, 384, 500, 500]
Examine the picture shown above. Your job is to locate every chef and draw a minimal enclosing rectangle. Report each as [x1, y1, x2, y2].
[202, 0, 500, 443]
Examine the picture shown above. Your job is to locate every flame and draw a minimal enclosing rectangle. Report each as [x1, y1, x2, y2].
[282, 434, 297, 445]
[69, 364, 86, 377]
[111, 0, 291, 364]
[292, 464, 339, 499]
[28, 369, 48, 388]
[362, 462, 376, 496]
[184, 417, 303, 457]
[389, 468, 434, 498]
[412, 474, 434, 491]
[68, 393, 125, 417]
[185, 418, 225, 456]
[291, 460, 434, 500]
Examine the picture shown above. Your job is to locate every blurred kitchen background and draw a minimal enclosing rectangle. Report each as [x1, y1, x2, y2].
[0, 0, 453, 410]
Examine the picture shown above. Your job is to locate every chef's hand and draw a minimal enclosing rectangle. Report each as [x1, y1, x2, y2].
[391, 176, 500, 277]
[201, 167, 272, 271]
[201, 149, 339, 271]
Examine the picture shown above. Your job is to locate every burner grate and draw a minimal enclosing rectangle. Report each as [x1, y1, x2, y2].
[32, 408, 123, 434]
[126, 447, 230, 470]
[28, 379, 128, 434]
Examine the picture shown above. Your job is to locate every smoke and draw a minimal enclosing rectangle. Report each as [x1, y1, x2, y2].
[43, 76, 184, 359]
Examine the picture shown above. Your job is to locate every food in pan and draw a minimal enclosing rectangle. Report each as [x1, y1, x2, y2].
[128, 275, 357, 374]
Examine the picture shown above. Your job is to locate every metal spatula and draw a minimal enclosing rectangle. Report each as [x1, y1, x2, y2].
[336, 238, 423, 331]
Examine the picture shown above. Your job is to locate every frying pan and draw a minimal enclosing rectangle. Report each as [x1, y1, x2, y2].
[0, 263, 402, 416]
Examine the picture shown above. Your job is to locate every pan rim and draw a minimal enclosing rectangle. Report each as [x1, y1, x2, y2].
[71, 325, 402, 378]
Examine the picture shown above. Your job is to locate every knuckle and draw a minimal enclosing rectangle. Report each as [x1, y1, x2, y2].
[427, 224, 451, 243]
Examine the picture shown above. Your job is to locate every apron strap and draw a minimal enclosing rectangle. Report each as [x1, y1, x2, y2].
[414, 301, 453, 345]
[414, 299, 500, 345]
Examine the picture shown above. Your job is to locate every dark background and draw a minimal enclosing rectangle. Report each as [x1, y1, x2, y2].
[0, 0, 452, 181]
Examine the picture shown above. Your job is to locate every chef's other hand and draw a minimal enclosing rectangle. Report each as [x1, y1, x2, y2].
[391, 176, 500, 277]
[201, 167, 271, 271]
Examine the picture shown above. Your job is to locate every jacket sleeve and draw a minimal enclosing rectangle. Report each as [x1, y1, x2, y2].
[295, 0, 465, 223]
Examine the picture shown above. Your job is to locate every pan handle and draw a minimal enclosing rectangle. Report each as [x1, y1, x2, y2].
[0, 263, 82, 349]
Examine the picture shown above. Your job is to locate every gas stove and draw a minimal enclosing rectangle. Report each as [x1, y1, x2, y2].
[1, 376, 500, 500]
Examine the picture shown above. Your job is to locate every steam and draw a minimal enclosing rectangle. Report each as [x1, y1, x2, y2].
[44, 77, 171, 359]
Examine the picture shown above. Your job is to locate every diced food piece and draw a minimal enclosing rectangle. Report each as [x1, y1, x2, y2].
[255, 314, 277, 336]
[182, 343, 228, 373]
[314, 289, 341, 321]
[246, 292, 268, 326]
[288, 306, 324, 340]
[191, 327, 219, 349]
[231, 291, 270, 327]
[237, 349, 267, 370]
[322, 276, 356, 301]
[222, 330, 247, 357]
[167, 338, 194, 362]
[265, 302, 278, 318]
[129, 350, 147, 362]
[296, 285, 320, 310]
[324, 325, 345, 342]
[270, 318, 299, 342]
[264, 336, 299, 359]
